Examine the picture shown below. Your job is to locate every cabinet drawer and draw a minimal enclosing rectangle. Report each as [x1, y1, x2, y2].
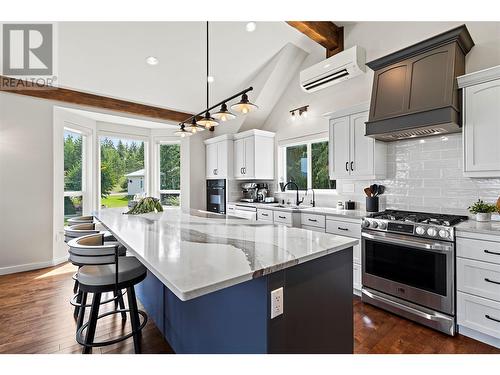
[353, 263, 362, 291]
[325, 219, 361, 238]
[458, 291, 500, 339]
[274, 211, 292, 225]
[301, 224, 325, 233]
[257, 209, 273, 222]
[301, 213, 325, 228]
[458, 258, 500, 301]
[457, 237, 500, 265]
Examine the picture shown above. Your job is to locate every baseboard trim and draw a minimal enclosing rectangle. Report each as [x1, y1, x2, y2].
[458, 325, 500, 349]
[0, 255, 68, 276]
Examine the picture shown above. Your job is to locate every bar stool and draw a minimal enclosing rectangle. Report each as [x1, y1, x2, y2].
[67, 215, 94, 226]
[64, 222, 122, 296]
[69, 233, 147, 354]
[67, 233, 128, 323]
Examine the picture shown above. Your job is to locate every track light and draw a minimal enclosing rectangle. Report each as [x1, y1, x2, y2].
[231, 93, 258, 114]
[213, 103, 236, 122]
[196, 111, 219, 128]
[289, 105, 309, 120]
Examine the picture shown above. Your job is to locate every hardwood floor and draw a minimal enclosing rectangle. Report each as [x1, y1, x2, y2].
[0, 262, 498, 354]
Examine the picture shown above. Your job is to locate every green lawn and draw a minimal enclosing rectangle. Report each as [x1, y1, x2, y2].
[101, 194, 130, 208]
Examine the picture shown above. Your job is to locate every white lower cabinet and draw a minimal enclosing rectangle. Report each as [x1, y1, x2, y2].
[256, 208, 273, 222]
[325, 216, 362, 295]
[273, 211, 293, 226]
[457, 232, 500, 348]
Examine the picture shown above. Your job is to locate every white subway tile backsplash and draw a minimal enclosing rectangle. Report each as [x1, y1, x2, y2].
[288, 133, 500, 215]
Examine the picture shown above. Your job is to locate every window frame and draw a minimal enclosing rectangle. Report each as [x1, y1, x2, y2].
[96, 130, 149, 208]
[279, 136, 332, 192]
[155, 139, 181, 205]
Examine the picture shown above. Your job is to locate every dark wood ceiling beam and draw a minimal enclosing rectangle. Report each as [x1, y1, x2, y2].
[286, 21, 344, 57]
[0, 75, 193, 123]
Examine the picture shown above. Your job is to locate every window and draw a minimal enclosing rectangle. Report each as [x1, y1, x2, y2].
[159, 143, 181, 206]
[99, 136, 146, 208]
[282, 139, 333, 190]
[64, 129, 84, 223]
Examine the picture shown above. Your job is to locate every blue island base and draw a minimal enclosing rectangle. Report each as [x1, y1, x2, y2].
[136, 247, 353, 354]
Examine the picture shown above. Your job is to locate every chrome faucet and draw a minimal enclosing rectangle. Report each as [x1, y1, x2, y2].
[305, 188, 316, 207]
[281, 181, 304, 206]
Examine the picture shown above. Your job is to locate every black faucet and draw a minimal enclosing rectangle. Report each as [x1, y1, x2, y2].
[305, 188, 315, 207]
[281, 181, 304, 206]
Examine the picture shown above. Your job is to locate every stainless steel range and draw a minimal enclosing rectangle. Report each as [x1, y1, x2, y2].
[360, 210, 467, 335]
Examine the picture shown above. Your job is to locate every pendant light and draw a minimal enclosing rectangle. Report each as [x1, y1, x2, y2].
[196, 22, 219, 129]
[188, 117, 203, 133]
[174, 123, 193, 138]
[231, 92, 258, 114]
[213, 103, 236, 122]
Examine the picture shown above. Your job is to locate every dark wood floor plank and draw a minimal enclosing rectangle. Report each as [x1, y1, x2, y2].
[0, 262, 498, 354]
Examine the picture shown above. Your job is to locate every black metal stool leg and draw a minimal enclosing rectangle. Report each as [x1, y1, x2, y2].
[77, 292, 87, 330]
[126, 286, 142, 354]
[83, 292, 101, 354]
[73, 290, 82, 319]
[117, 289, 127, 321]
[73, 278, 79, 293]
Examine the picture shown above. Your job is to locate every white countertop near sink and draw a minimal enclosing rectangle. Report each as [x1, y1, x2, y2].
[229, 201, 367, 220]
[94, 207, 358, 301]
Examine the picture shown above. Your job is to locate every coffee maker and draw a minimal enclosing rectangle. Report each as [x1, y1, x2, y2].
[240, 183, 258, 202]
[256, 183, 268, 202]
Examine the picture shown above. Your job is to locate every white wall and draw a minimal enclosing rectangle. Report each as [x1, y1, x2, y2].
[0, 93, 55, 274]
[263, 22, 500, 212]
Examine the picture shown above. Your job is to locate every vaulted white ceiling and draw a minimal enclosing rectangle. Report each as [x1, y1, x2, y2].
[57, 22, 324, 114]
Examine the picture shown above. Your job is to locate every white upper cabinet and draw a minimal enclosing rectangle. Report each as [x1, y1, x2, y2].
[233, 129, 275, 180]
[458, 66, 500, 177]
[328, 108, 386, 180]
[204, 134, 233, 179]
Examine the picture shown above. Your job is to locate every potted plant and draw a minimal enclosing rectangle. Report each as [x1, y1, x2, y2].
[468, 199, 497, 222]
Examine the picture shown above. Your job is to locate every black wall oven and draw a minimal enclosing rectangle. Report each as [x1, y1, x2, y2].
[206, 179, 226, 214]
[361, 230, 456, 335]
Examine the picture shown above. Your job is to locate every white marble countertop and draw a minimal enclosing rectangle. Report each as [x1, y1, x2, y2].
[93, 207, 358, 301]
[228, 201, 366, 220]
[456, 219, 500, 236]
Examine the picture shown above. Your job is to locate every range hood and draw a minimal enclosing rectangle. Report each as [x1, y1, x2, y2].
[365, 25, 474, 141]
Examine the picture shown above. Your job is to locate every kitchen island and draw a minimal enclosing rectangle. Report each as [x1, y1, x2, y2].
[93, 207, 358, 354]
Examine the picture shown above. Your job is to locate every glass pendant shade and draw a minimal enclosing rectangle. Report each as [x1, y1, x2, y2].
[188, 118, 203, 133]
[213, 103, 236, 122]
[196, 111, 219, 128]
[231, 93, 258, 114]
[175, 125, 193, 138]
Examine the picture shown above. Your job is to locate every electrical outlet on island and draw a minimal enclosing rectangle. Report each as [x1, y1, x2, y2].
[270, 287, 283, 319]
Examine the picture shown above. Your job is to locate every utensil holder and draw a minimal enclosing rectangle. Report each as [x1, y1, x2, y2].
[366, 197, 379, 213]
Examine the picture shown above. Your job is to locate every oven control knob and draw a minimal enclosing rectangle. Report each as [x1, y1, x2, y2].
[415, 226, 425, 235]
[371, 221, 378, 228]
[362, 220, 370, 228]
[378, 221, 387, 230]
[427, 227, 438, 237]
[439, 229, 449, 239]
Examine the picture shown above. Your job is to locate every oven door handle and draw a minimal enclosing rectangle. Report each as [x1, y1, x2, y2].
[361, 231, 454, 253]
[362, 289, 452, 322]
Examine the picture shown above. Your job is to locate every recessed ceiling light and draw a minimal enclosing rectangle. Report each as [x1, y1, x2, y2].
[207, 76, 215, 83]
[245, 22, 257, 32]
[146, 56, 159, 66]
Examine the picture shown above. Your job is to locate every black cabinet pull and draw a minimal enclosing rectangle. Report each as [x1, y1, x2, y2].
[485, 314, 500, 323]
[338, 227, 348, 231]
[484, 249, 500, 256]
[240, 167, 243, 174]
[261, 213, 268, 217]
[345, 162, 348, 172]
[278, 216, 286, 219]
[308, 218, 317, 222]
[350, 161, 354, 171]
[485, 278, 500, 285]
